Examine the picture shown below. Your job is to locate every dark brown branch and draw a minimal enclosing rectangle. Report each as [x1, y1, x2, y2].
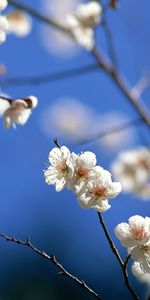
[0, 63, 99, 87]
[97, 213, 140, 300]
[0, 233, 103, 300]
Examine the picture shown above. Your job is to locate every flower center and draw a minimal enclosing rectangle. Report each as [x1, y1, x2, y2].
[138, 159, 150, 170]
[131, 227, 149, 241]
[76, 167, 89, 177]
[94, 186, 107, 197]
[59, 161, 68, 173]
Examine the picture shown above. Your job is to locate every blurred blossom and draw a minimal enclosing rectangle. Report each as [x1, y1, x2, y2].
[0, 15, 9, 44]
[6, 11, 32, 37]
[93, 112, 136, 151]
[66, 1, 102, 50]
[40, 98, 96, 141]
[40, 0, 80, 57]
[0, 0, 7, 11]
[111, 147, 150, 200]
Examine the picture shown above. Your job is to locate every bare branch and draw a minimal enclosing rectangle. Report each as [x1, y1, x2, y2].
[92, 47, 150, 128]
[73, 117, 142, 146]
[97, 213, 141, 300]
[0, 63, 99, 88]
[8, 0, 69, 35]
[0, 233, 103, 300]
[7, 1, 150, 130]
[102, 14, 118, 67]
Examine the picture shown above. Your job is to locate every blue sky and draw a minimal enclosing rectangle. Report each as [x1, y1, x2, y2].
[0, 1, 150, 299]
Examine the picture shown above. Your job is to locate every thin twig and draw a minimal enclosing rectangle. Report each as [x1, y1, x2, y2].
[0, 233, 103, 300]
[8, 0, 69, 35]
[8, 1, 150, 129]
[73, 117, 142, 146]
[92, 47, 150, 128]
[0, 63, 99, 88]
[102, 14, 118, 68]
[97, 212, 140, 300]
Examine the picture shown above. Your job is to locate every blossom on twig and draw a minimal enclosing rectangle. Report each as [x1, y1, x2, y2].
[44, 146, 121, 212]
[0, 95, 38, 128]
[66, 1, 102, 50]
[6, 11, 32, 37]
[111, 147, 150, 199]
[115, 215, 150, 273]
[132, 261, 150, 285]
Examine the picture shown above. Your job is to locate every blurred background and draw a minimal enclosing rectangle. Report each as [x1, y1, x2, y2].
[0, 0, 150, 299]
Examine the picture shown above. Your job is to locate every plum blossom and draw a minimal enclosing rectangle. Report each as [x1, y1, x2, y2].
[0, 15, 9, 44]
[44, 146, 74, 192]
[69, 151, 97, 194]
[66, 1, 102, 50]
[115, 215, 150, 247]
[44, 147, 122, 212]
[115, 215, 150, 273]
[128, 242, 150, 273]
[0, 95, 38, 128]
[0, 0, 7, 11]
[132, 261, 150, 284]
[77, 166, 122, 212]
[111, 148, 150, 199]
[6, 11, 32, 37]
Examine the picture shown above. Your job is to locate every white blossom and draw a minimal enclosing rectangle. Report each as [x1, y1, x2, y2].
[6, 11, 32, 37]
[129, 243, 150, 273]
[132, 261, 150, 284]
[0, 0, 8, 11]
[44, 146, 74, 192]
[0, 95, 38, 128]
[75, 1, 102, 28]
[44, 146, 122, 212]
[0, 15, 9, 44]
[66, 1, 102, 50]
[111, 148, 150, 198]
[115, 215, 150, 248]
[69, 151, 97, 193]
[115, 215, 150, 273]
[77, 166, 122, 212]
[66, 14, 94, 50]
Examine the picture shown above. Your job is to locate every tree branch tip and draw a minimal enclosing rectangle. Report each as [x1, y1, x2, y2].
[53, 137, 61, 149]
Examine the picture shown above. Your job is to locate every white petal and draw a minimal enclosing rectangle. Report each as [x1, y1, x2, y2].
[79, 151, 96, 168]
[130, 246, 144, 261]
[94, 200, 111, 212]
[115, 223, 135, 247]
[56, 178, 66, 192]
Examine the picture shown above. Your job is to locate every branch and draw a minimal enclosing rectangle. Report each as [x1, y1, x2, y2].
[92, 48, 150, 128]
[97, 213, 140, 300]
[8, 1, 150, 129]
[73, 117, 142, 146]
[0, 233, 103, 300]
[8, 0, 69, 35]
[0, 63, 99, 87]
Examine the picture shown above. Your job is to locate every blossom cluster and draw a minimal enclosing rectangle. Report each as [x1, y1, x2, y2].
[66, 1, 102, 50]
[0, 95, 38, 128]
[115, 215, 150, 281]
[111, 147, 150, 199]
[44, 146, 122, 212]
[0, 0, 32, 44]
